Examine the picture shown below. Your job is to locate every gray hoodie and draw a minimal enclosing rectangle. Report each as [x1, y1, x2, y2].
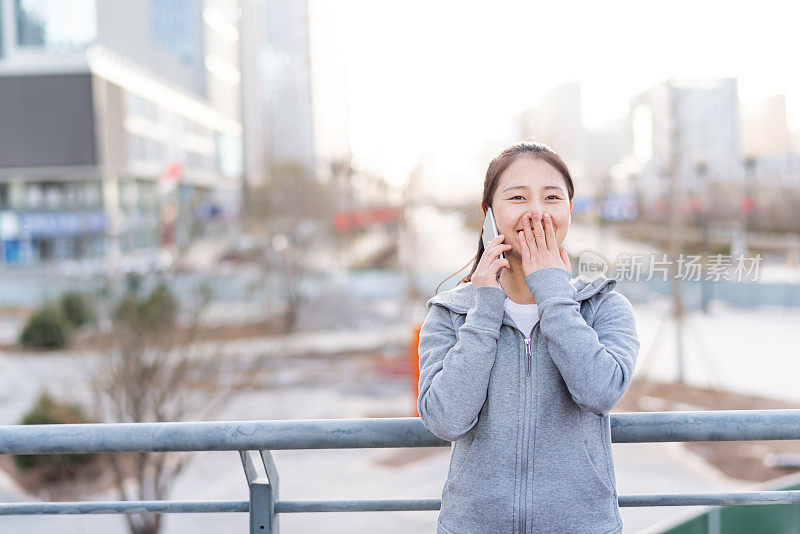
[418, 267, 639, 534]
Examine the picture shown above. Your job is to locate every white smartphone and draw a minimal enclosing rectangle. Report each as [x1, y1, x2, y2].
[482, 207, 505, 276]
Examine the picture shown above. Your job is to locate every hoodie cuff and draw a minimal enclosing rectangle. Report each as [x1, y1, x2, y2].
[524, 267, 576, 305]
[468, 285, 506, 331]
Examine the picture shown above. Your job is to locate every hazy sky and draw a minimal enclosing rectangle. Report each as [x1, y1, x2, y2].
[311, 0, 800, 190]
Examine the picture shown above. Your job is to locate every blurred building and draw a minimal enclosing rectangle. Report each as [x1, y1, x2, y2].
[623, 79, 800, 231]
[307, 0, 351, 176]
[747, 153, 800, 188]
[627, 78, 742, 215]
[741, 95, 793, 157]
[240, 0, 316, 190]
[516, 82, 586, 174]
[0, 0, 242, 265]
[514, 82, 632, 216]
[741, 95, 800, 193]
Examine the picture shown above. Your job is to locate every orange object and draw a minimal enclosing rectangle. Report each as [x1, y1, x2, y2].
[409, 321, 422, 417]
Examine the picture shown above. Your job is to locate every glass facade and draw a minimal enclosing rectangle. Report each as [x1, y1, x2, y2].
[149, 0, 202, 66]
[216, 132, 244, 179]
[0, 181, 102, 211]
[15, 0, 97, 51]
[125, 93, 219, 172]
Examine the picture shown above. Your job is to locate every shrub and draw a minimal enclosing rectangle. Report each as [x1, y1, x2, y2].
[19, 306, 72, 349]
[113, 284, 177, 334]
[141, 284, 178, 331]
[59, 292, 95, 328]
[13, 391, 98, 480]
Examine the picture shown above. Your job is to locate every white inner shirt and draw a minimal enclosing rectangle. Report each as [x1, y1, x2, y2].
[498, 281, 539, 338]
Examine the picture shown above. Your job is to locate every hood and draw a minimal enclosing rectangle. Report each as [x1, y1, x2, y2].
[426, 273, 617, 314]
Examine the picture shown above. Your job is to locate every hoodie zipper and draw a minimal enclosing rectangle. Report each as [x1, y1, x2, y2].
[520, 336, 533, 534]
[525, 337, 532, 378]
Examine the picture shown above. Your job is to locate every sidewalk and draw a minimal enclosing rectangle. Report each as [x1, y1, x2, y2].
[615, 441, 748, 533]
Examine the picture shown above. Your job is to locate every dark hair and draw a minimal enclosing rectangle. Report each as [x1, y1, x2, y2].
[434, 141, 575, 295]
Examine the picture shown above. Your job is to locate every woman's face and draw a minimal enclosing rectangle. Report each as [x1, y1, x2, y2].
[489, 157, 573, 259]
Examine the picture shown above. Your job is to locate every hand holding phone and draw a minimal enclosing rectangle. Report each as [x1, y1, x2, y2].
[482, 207, 504, 261]
[473, 207, 511, 288]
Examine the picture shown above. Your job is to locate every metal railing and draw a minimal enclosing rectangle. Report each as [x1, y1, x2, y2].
[2, 409, 800, 533]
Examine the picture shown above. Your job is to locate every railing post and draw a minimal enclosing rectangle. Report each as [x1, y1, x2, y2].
[707, 507, 721, 534]
[240, 450, 279, 533]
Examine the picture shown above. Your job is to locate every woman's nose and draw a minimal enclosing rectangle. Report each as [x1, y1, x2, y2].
[525, 203, 544, 216]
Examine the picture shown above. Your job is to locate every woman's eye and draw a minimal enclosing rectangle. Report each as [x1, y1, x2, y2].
[510, 195, 524, 200]
[546, 195, 561, 200]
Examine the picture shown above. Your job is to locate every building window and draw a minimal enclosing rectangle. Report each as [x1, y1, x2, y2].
[25, 183, 43, 209]
[43, 182, 64, 209]
[149, 0, 202, 66]
[84, 182, 101, 208]
[15, 0, 97, 51]
[216, 132, 242, 179]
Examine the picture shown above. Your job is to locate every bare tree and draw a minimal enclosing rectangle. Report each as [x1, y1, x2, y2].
[245, 158, 335, 332]
[87, 280, 261, 534]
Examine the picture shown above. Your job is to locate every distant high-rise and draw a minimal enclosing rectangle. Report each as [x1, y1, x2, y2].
[741, 95, 800, 190]
[240, 0, 316, 189]
[741, 95, 793, 157]
[629, 78, 742, 208]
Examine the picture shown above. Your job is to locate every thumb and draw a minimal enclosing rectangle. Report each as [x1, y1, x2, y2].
[560, 247, 572, 274]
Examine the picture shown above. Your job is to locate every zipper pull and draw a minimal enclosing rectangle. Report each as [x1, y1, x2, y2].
[524, 337, 531, 377]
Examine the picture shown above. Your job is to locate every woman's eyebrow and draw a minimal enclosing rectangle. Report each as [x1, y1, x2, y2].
[502, 185, 528, 193]
[543, 185, 566, 193]
[502, 185, 565, 193]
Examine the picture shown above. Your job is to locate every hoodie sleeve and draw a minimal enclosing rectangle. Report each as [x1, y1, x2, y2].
[525, 267, 639, 416]
[417, 285, 506, 441]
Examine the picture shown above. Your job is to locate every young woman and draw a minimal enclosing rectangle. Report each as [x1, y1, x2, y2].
[417, 142, 640, 534]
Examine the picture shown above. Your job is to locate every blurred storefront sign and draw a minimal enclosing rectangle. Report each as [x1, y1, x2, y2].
[0, 210, 106, 264]
[2, 210, 106, 238]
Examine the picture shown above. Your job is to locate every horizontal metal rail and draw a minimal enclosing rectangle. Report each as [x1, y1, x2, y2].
[0, 417, 441, 454]
[0, 501, 250, 515]
[3, 409, 800, 454]
[3, 491, 800, 516]
[2, 409, 800, 531]
[0, 498, 443, 515]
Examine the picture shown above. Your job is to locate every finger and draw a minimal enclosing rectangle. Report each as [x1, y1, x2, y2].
[522, 213, 537, 253]
[488, 243, 512, 258]
[531, 211, 547, 251]
[478, 234, 505, 268]
[490, 257, 510, 274]
[484, 242, 510, 266]
[560, 246, 572, 274]
[517, 229, 531, 259]
[543, 212, 557, 251]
